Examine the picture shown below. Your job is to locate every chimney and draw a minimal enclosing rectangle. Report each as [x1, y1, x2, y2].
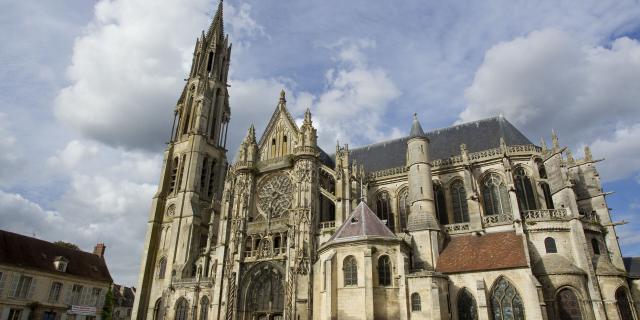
[93, 243, 106, 258]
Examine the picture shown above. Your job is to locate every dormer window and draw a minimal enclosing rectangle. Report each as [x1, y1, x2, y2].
[53, 256, 69, 272]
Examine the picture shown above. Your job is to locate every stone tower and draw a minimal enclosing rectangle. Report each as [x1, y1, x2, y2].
[405, 114, 441, 270]
[132, 2, 231, 319]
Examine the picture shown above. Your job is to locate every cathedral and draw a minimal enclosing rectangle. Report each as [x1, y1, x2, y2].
[131, 3, 640, 320]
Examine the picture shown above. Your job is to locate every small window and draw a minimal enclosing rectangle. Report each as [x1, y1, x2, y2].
[158, 257, 167, 279]
[343, 256, 358, 286]
[592, 239, 601, 255]
[71, 284, 83, 304]
[8, 309, 22, 320]
[206, 52, 213, 72]
[544, 237, 557, 253]
[169, 157, 179, 193]
[90, 288, 102, 306]
[411, 293, 421, 311]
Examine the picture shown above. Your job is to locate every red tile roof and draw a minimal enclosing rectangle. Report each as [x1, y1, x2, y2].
[326, 202, 397, 244]
[0, 229, 113, 283]
[436, 231, 528, 274]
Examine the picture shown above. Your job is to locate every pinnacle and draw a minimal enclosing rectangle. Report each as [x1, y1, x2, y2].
[409, 113, 426, 137]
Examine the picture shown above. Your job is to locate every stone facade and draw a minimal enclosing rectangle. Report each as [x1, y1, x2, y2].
[132, 3, 639, 320]
[0, 231, 112, 320]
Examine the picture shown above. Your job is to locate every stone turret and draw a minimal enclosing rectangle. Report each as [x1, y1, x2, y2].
[406, 114, 440, 270]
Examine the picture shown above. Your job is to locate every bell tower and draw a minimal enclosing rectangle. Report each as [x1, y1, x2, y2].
[132, 2, 232, 319]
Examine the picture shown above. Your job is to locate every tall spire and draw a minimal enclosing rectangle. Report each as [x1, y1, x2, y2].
[207, 0, 224, 39]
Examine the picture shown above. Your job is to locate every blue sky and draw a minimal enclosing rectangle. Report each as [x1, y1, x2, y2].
[1, 0, 640, 285]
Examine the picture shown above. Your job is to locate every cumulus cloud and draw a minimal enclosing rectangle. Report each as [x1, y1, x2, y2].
[0, 113, 23, 187]
[459, 29, 640, 182]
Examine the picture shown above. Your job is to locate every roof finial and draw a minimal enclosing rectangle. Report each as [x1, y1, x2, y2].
[584, 145, 593, 161]
[551, 129, 559, 150]
[280, 89, 286, 102]
[410, 113, 426, 137]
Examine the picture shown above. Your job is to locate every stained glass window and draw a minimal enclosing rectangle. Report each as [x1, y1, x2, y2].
[411, 293, 421, 311]
[451, 180, 469, 223]
[377, 255, 392, 286]
[434, 183, 448, 224]
[541, 182, 554, 209]
[175, 298, 188, 320]
[398, 188, 409, 229]
[482, 174, 512, 216]
[343, 256, 358, 286]
[457, 289, 478, 320]
[514, 168, 537, 211]
[158, 257, 167, 279]
[545, 237, 557, 254]
[557, 288, 582, 320]
[199, 296, 209, 320]
[153, 299, 164, 320]
[616, 287, 634, 320]
[376, 192, 393, 229]
[490, 277, 524, 320]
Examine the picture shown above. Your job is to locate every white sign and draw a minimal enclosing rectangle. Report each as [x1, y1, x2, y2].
[70, 305, 97, 316]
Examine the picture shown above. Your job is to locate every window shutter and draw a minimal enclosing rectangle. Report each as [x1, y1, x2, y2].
[97, 289, 106, 307]
[27, 278, 37, 299]
[10, 274, 19, 297]
[64, 285, 73, 304]
[81, 287, 89, 305]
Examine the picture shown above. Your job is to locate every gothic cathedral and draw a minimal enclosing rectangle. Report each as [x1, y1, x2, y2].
[132, 3, 640, 320]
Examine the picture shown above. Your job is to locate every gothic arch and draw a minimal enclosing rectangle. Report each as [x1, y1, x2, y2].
[555, 286, 583, 320]
[449, 178, 469, 223]
[238, 262, 286, 319]
[433, 180, 449, 224]
[513, 165, 538, 212]
[174, 297, 189, 320]
[377, 255, 392, 287]
[489, 276, 525, 320]
[456, 288, 478, 320]
[615, 286, 635, 320]
[397, 186, 409, 230]
[153, 298, 164, 320]
[480, 171, 512, 216]
[375, 190, 393, 229]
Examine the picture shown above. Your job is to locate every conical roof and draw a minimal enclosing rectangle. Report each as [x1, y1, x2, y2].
[409, 113, 426, 138]
[326, 202, 398, 244]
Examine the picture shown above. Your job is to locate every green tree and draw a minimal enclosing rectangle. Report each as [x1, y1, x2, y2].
[102, 287, 114, 320]
[53, 241, 80, 250]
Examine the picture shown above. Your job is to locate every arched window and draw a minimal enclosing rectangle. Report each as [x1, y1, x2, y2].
[376, 192, 393, 229]
[169, 157, 179, 193]
[271, 138, 277, 157]
[175, 298, 189, 320]
[451, 180, 469, 223]
[158, 257, 167, 279]
[200, 157, 209, 192]
[557, 288, 583, 320]
[282, 135, 288, 154]
[457, 289, 478, 320]
[411, 293, 421, 311]
[490, 277, 524, 320]
[615, 287, 634, 320]
[398, 188, 409, 229]
[514, 167, 537, 211]
[377, 255, 392, 286]
[219, 58, 226, 82]
[541, 182, 554, 209]
[591, 239, 601, 255]
[434, 183, 448, 224]
[182, 95, 193, 135]
[199, 296, 209, 320]
[545, 237, 558, 254]
[343, 256, 358, 286]
[153, 298, 164, 320]
[207, 160, 216, 198]
[482, 173, 512, 216]
[206, 52, 213, 73]
[535, 158, 547, 179]
[177, 155, 186, 192]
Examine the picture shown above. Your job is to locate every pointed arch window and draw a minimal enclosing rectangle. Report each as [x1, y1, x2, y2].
[176, 155, 186, 192]
[591, 239, 601, 255]
[206, 52, 214, 73]
[545, 237, 557, 254]
[175, 298, 189, 320]
[557, 288, 583, 320]
[153, 298, 164, 320]
[411, 293, 421, 311]
[541, 182, 554, 209]
[482, 173, 512, 216]
[398, 188, 409, 230]
[535, 158, 548, 179]
[207, 160, 216, 198]
[615, 287, 634, 320]
[490, 277, 524, 320]
[434, 183, 448, 224]
[457, 289, 478, 320]
[200, 157, 209, 193]
[169, 157, 179, 194]
[377, 255, 392, 286]
[451, 180, 469, 223]
[182, 95, 193, 135]
[343, 256, 358, 286]
[375, 191, 393, 229]
[282, 135, 288, 154]
[158, 257, 167, 279]
[199, 296, 209, 320]
[514, 167, 537, 211]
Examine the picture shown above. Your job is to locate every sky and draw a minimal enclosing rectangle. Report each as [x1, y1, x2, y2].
[1, 0, 640, 286]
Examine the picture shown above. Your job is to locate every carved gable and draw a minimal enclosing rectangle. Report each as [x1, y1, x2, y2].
[258, 92, 300, 161]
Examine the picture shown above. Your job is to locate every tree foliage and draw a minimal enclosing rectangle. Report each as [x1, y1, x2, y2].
[54, 241, 80, 250]
[102, 287, 114, 320]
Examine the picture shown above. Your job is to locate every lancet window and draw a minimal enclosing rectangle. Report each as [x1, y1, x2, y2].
[434, 183, 448, 224]
[514, 167, 537, 211]
[482, 173, 512, 216]
[451, 180, 469, 223]
[343, 256, 358, 286]
[457, 289, 478, 320]
[490, 277, 524, 320]
[375, 191, 393, 229]
[377, 255, 392, 286]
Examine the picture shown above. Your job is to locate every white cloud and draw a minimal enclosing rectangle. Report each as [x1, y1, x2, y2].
[459, 29, 640, 182]
[0, 113, 23, 187]
[587, 124, 640, 181]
